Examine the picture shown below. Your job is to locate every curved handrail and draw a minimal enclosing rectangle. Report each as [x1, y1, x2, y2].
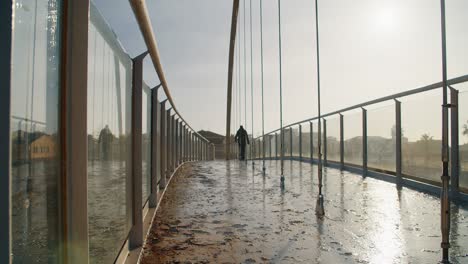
[129, 0, 209, 143]
[256, 74, 468, 139]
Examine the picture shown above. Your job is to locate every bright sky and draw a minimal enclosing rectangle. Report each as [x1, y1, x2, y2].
[95, 0, 468, 140]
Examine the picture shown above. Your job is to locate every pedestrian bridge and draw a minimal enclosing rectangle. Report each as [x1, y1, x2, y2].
[2, 0, 468, 264]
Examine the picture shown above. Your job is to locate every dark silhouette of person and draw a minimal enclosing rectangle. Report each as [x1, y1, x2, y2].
[98, 125, 114, 160]
[235, 125, 250, 160]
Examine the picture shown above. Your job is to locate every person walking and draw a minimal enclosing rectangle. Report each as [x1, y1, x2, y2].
[235, 125, 250, 160]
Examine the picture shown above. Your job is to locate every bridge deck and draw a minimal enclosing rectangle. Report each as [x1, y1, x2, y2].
[140, 160, 468, 264]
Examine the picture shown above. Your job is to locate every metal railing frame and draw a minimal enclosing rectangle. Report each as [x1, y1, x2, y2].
[252, 75, 468, 200]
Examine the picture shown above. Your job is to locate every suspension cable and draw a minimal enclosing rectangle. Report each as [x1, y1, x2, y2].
[244, 0, 247, 129]
[260, 0, 266, 172]
[314, 0, 325, 216]
[277, 0, 285, 184]
[250, 0, 255, 163]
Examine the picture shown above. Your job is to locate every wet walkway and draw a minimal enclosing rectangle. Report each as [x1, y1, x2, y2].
[140, 160, 468, 264]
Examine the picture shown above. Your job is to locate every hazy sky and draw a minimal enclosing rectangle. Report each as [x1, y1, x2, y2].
[95, 0, 468, 141]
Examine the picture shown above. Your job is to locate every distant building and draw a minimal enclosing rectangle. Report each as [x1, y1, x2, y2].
[30, 135, 57, 160]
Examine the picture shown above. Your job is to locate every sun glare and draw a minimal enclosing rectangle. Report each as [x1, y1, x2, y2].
[374, 7, 397, 30]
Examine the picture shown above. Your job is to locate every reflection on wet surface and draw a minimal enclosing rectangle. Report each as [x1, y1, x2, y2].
[141, 160, 468, 263]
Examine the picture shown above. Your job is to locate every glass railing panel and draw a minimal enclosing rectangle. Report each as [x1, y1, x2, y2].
[301, 123, 311, 158]
[457, 88, 468, 191]
[344, 110, 362, 166]
[258, 139, 263, 159]
[262, 135, 269, 158]
[401, 90, 442, 184]
[312, 121, 319, 159]
[87, 4, 132, 263]
[271, 134, 277, 158]
[282, 129, 291, 158]
[10, 0, 63, 261]
[367, 102, 395, 172]
[325, 116, 340, 162]
[292, 127, 300, 157]
[142, 83, 151, 206]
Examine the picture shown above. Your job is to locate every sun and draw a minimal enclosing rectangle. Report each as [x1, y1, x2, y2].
[374, 6, 397, 30]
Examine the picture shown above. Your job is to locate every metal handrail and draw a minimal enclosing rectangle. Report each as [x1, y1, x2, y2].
[257, 74, 468, 138]
[129, 0, 209, 143]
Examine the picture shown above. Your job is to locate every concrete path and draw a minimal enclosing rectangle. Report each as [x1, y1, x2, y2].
[141, 160, 468, 264]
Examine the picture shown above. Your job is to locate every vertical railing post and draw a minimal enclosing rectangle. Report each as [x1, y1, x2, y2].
[289, 127, 293, 158]
[195, 137, 198, 161]
[171, 115, 176, 170]
[198, 137, 201, 160]
[0, 2, 12, 261]
[362, 108, 368, 177]
[188, 132, 191, 161]
[129, 52, 147, 249]
[187, 128, 190, 161]
[185, 127, 188, 161]
[299, 124, 303, 161]
[176, 121, 179, 165]
[174, 118, 178, 166]
[450, 88, 459, 198]
[395, 100, 402, 185]
[149, 85, 161, 208]
[310, 122, 314, 163]
[159, 101, 167, 188]
[323, 118, 327, 165]
[166, 110, 172, 176]
[183, 126, 187, 162]
[177, 120, 181, 165]
[190, 131, 193, 161]
[58, 1, 90, 262]
[340, 114, 344, 170]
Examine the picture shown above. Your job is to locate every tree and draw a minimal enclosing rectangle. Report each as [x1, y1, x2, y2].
[420, 133, 433, 141]
[419, 133, 433, 166]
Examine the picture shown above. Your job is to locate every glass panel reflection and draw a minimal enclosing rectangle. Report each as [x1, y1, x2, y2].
[344, 110, 362, 166]
[367, 103, 395, 172]
[142, 84, 151, 206]
[401, 90, 442, 183]
[87, 4, 132, 263]
[301, 124, 311, 159]
[10, 0, 62, 262]
[459, 89, 468, 191]
[326, 116, 340, 162]
[292, 127, 300, 157]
